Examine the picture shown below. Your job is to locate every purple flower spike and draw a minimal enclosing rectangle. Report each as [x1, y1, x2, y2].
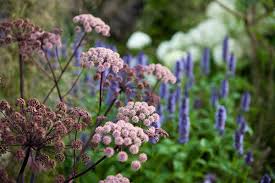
[180, 97, 189, 115]
[210, 86, 219, 108]
[241, 92, 251, 112]
[260, 174, 271, 183]
[227, 53, 236, 75]
[157, 104, 164, 125]
[137, 52, 148, 65]
[175, 86, 181, 102]
[174, 60, 182, 82]
[245, 151, 254, 165]
[159, 83, 168, 99]
[178, 114, 190, 144]
[185, 52, 193, 78]
[167, 92, 176, 113]
[122, 54, 132, 66]
[220, 79, 229, 98]
[222, 36, 229, 62]
[215, 105, 226, 135]
[234, 131, 244, 155]
[203, 173, 216, 183]
[201, 47, 210, 75]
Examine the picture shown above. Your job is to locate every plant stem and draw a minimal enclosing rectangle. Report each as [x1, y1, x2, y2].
[152, 80, 160, 93]
[19, 53, 24, 99]
[62, 69, 83, 98]
[45, 53, 63, 102]
[43, 33, 86, 103]
[64, 156, 107, 183]
[16, 147, 31, 183]
[98, 72, 104, 114]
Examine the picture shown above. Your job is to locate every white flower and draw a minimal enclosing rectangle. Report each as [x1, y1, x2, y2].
[170, 32, 193, 49]
[127, 31, 152, 49]
[162, 50, 186, 68]
[187, 46, 201, 62]
[195, 19, 227, 47]
[156, 41, 172, 59]
[213, 38, 243, 66]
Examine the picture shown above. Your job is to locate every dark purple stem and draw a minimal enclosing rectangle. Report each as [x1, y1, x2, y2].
[16, 147, 31, 183]
[19, 53, 24, 99]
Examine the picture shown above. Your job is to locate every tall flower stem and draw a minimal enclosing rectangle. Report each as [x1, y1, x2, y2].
[152, 80, 160, 93]
[16, 147, 31, 183]
[98, 72, 104, 115]
[64, 156, 107, 183]
[45, 53, 63, 102]
[19, 53, 24, 99]
[43, 33, 86, 103]
[62, 69, 84, 98]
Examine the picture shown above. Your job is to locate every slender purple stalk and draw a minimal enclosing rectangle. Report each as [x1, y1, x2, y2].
[260, 174, 271, 183]
[222, 36, 229, 62]
[234, 131, 244, 155]
[210, 86, 219, 108]
[245, 151, 254, 165]
[159, 83, 168, 99]
[241, 92, 251, 112]
[137, 52, 148, 65]
[178, 113, 190, 144]
[185, 52, 193, 78]
[180, 97, 189, 115]
[174, 60, 182, 82]
[167, 92, 176, 113]
[215, 105, 226, 135]
[220, 79, 229, 98]
[201, 47, 210, 75]
[227, 53, 236, 75]
[175, 86, 181, 102]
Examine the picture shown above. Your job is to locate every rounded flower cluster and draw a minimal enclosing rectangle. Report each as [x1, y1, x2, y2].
[117, 101, 160, 127]
[73, 14, 110, 36]
[99, 173, 130, 183]
[91, 120, 148, 170]
[144, 64, 176, 84]
[0, 19, 61, 57]
[81, 47, 124, 73]
[0, 98, 91, 171]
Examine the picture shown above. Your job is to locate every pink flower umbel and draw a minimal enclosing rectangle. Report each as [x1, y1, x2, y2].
[81, 47, 124, 73]
[73, 14, 110, 36]
[117, 101, 160, 127]
[145, 64, 177, 84]
[99, 173, 130, 183]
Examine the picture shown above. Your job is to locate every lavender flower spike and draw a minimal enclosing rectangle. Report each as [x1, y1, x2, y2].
[234, 131, 244, 155]
[245, 151, 254, 165]
[241, 92, 251, 112]
[159, 83, 168, 99]
[260, 174, 272, 183]
[210, 86, 219, 108]
[215, 105, 227, 135]
[178, 114, 190, 144]
[174, 60, 182, 82]
[167, 92, 176, 113]
[227, 53, 236, 75]
[222, 36, 229, 62]
[180, 97, 189, 115]
[203, 174, 216, 183]
[201, 47, 210, 75]
[220, 79, 229, 98]
[185, 52, 193, 78]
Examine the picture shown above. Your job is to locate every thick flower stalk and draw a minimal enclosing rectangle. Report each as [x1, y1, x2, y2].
[0, 98, 90, 181]
[91, 120, 149, 170]
[144, 64, 176, 84]
[178, 96, 190, 144]
[99, 173, 130, 183]
[215, 105, 227, 135]
[73, 14, 110, 36]
[81, 47, 124, 73]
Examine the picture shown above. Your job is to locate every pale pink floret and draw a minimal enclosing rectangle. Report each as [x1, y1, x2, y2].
[104, 147, 114, 157]
[131, 160, 141, 171]
[139, 153, 148, 163]
[123, 137, 132, 146]
[81, 47, 124, 73]
[115, 137, 124, 145]
[144, 64, 176, 84]
[129, 145, 139, 154]
[102, 136, 112, 145]
[118, 151, 128, 162]
[73, 14, 110, 36]
[91, 133, 102, 144]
